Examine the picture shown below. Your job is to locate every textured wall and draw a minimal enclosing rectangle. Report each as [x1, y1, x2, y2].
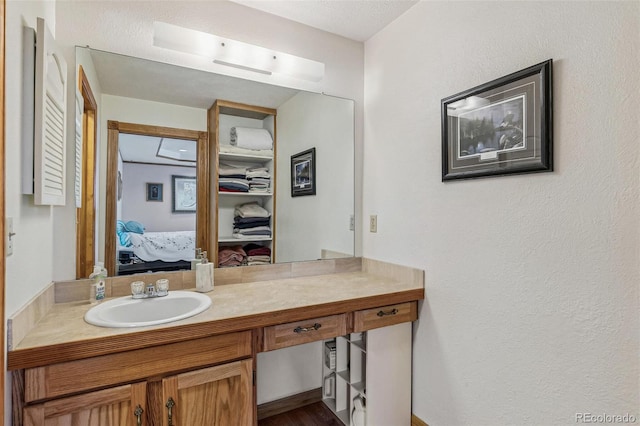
[363, 2, 639, 425]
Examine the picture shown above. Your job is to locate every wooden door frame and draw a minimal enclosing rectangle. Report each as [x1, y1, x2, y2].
[75, 66, 97, 278]
[105, 121, 209, 276]
[0, 0, 6, 420]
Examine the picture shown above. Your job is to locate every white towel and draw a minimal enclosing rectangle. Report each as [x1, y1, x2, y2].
[230, 127, 273, 150]
[219, 144, 274, 158]
[234, 202, 270, 218]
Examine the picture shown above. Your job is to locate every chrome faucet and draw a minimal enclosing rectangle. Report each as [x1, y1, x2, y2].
[145, 283, 156, 297]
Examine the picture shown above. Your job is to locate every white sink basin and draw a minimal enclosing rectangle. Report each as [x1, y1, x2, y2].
[84, 291, 212, 328]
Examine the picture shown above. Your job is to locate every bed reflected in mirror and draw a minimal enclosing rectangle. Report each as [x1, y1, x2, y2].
[115, 133, 199, 275]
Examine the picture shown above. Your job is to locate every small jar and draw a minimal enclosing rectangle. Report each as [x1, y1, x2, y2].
[131, 281, 145, 298]
[155, 279, 169, 296]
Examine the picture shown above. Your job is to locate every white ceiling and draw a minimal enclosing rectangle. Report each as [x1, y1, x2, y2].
[229, 0, 418, 42]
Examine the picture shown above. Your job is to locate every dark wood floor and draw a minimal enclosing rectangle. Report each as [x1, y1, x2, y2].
[258, 402, 344, 426]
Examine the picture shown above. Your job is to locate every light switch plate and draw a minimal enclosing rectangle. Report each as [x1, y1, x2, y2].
[369, 215, 377, 233]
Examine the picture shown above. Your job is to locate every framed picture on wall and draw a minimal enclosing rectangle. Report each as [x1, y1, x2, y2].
[172, 175, 197, 212]
[441, 59, 553, 181]
[146, 182, 163, 202]
[291, 148, 316, 197]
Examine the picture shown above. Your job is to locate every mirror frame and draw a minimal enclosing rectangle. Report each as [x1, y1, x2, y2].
[105, 121, 209, 275]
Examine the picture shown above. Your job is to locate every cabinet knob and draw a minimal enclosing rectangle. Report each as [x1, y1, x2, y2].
[294, 323, 322, 333]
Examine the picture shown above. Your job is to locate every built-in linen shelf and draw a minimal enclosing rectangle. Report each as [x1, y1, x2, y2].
[219, 152, 273, 163]
[336, 369, 350, 382]
[218, 236, 273, 243]
[351, 381, 366, 396]
[218, 192, 272, 197]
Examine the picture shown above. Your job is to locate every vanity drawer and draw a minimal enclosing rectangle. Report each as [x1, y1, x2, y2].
[353, 301, 418, 332]
[263, 314, 347, 351]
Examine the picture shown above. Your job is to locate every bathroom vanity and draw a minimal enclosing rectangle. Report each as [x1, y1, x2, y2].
[8, 258, 424, 425]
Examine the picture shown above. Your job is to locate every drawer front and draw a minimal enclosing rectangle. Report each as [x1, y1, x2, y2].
[263, 314, 347, 351]
[25, 331, 252, 402]
[353, 301, 417, 332]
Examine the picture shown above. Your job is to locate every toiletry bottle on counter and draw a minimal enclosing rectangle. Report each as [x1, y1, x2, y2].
[89, 262, 107, 303]
[196, 251, 214, 293]
[191, 248, 202, 270]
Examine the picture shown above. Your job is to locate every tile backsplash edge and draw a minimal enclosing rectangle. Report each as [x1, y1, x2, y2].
[7, 282, 55, 350]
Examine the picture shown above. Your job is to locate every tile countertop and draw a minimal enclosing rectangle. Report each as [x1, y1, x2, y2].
[8, 267, 424, 370]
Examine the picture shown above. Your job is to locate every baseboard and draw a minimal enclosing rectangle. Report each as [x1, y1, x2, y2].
[257, 388, 322, 420]
[412, 413, 429, 426]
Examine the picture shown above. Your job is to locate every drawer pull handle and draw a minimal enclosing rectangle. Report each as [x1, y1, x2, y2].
[377, 308, 398, 317]
[294, 323, 322, 333]
[166, 397, 175, 426]
[134, 405, 144, 426]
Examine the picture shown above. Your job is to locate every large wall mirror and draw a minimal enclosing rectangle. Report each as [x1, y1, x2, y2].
[76, 47, 355, 277]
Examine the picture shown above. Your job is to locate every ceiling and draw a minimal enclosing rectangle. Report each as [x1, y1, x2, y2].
[229, 0, 419, 42]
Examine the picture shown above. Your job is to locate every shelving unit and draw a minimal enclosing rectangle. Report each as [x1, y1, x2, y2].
[321, 323, 412, 426]
[208, 100, 277, 267]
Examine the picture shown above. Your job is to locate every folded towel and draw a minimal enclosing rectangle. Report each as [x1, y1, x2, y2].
[233, 226, 272, 235]
[219, 144, 274, 158]
[219, 162, 248, 177]
[219, 178, 250, 192]
[234, 202, 270, 218]
[230, 127, 273, 150]
[233, 219, 270, 230]
[247, 255, 271, 262]
[246, 167, 271, 179]
[242, 243, 271, 256]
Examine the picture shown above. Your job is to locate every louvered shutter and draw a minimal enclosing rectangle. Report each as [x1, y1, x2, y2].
[34, 17, 67, 206]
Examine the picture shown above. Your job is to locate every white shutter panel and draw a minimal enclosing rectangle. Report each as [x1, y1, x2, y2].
[34, 17, 67, 206]
[74, 87, 83, 208]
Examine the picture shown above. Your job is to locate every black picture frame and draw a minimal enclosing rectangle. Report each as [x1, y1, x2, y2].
[146, 182, 163, 202]
[291, 148, 316, 197]
[172, 175, 197, 213]
[441, 59, 553, 181]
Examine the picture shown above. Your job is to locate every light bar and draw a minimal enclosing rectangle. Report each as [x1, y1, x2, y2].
[153, 21, 325, 82]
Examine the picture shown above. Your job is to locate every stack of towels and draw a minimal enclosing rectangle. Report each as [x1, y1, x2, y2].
[216, 243, 272, 267]
[219, 163, 271, 194]
[230, 127, 273, 151]
[218, 245, 246, 267]
[243, 243, 272, 266]
[233, 202, 271, 239]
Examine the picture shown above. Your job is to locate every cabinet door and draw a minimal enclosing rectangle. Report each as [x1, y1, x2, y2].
[23, 382, 147, 426]
[161, 359, 253, 426]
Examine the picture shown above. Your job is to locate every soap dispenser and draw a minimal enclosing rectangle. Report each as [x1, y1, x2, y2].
[196, 251, 214, 293]
[89, 262, 107, 303]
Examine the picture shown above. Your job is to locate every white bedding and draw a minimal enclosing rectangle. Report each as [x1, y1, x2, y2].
[128, 230, 195, 262]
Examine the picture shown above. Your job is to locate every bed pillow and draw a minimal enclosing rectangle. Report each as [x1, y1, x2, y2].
[116, 220, 126, 236]
[119, 232, 132, 247]
[123, 220, 145, 234]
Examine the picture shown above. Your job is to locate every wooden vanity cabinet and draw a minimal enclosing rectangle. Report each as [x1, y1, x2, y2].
[17, 332, 254, 426]
[23, 382, 147, 426]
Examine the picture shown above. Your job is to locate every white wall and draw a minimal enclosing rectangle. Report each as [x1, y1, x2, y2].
[276, 92, 355, 262]
[5, 0, 57, 316]
[363, 2, 639, 425]
[4, 2, 57, 422]
[121, 163, 196, 232]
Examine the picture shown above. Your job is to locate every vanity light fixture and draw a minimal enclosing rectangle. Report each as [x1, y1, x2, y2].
[153, 21, 325, 82]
